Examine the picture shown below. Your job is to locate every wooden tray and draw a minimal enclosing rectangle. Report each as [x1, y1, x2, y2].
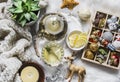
[81, 11, 120, 70]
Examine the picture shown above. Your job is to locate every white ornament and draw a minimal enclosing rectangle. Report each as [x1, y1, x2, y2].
[112, 35, 120, 49]
[107, 19, 112, 24]
[112, 40, 120, 49]
[108, 22, 117, 30]
[102, 32, 113, 41]
[111, 16, 117, 22]
[118, 29, 120, 33]
[39, 0, 48, 8]
[107, 16, 118, 31]
[78, 8, 91, 21]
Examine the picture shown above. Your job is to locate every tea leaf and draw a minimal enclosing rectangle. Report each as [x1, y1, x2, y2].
[45, 47, 51, 53]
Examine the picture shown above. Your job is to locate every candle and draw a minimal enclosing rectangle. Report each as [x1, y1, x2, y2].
[20, 66, 39, 82]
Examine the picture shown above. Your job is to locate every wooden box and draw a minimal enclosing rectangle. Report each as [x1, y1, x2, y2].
[81, 11, 120, 70]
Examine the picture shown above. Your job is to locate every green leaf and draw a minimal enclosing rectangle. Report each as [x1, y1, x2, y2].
[31, 6, 40, 11]
[12, 14, 17, 19]
[14, 8, 23, 13]
[13, 1, 22, 8]
[8, 7, 16, 13]
[34, 0, 39, 1]
[30, 12, 37, 20]
[24, 1, 31, 12]
[25, 3, 31, 12]
[26, 0, 32, 6]
[19, 19, 27, 27]
[9, 0, 40, 27]
[22, 0, 26, 3]
[12, 0, 19, 2]
[30, 1, 40, 11]
[18, 14, 24, 21]
[24, 13, 31, 21]
[30, 1, 38, 7]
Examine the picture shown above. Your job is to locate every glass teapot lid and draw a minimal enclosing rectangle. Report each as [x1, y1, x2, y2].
[43, 15, 64, 35]
[39, 13, 67, 41]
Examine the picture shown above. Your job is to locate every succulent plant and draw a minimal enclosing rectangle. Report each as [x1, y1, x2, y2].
[8, 0, 40, 27]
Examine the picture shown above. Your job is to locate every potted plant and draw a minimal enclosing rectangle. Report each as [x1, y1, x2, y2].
[8, 0, 40, 27]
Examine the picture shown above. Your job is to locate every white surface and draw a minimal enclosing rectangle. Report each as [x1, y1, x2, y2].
[37, 0, 120, 82]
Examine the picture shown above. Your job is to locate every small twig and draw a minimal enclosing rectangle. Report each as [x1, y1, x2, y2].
[45, 47, 61, 61]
